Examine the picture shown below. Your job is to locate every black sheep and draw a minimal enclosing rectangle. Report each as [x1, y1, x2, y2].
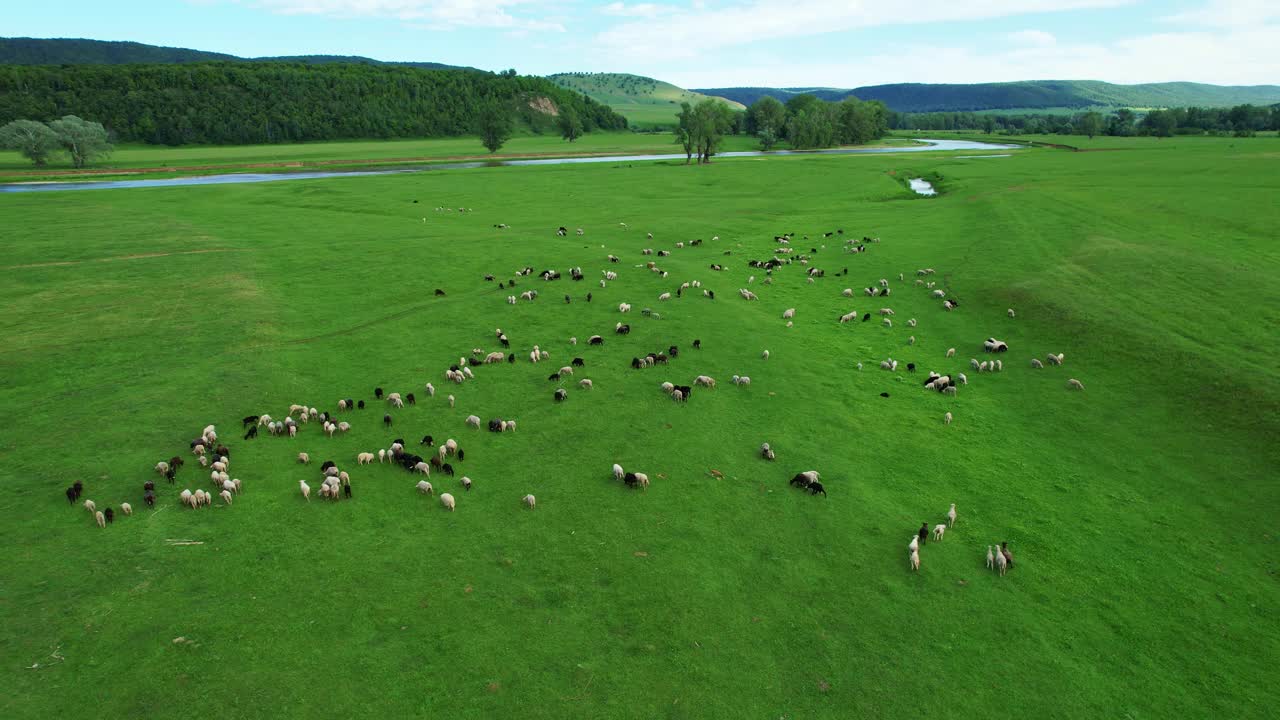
[507, 353, 516, 363]
[144, 481, 155, 492]
[499, 281, 505, 289]
[65, 486, 77, 504]
[623, 472, 640, 489]
[104, 508, 114, 524]
[430, 455, 442, 469]
[442, 463, 455, 476]
[880, 392, 890, 398]
[242, 415, 259, 427]
[345, 398, 354, 409]
[244, 425, 258, 440]
[457, 449, 465, 461]
[586, 293, 592, 302]
[488, 419, 502, 432]
[554, 389, 568, 402]
[668, 346, 679, 358]
[421, 435, 434, 446]
[790, 474, 811, 488]
[656, 353, 668, 364]
[677, 385, 693, 399]
[707, 290, 715, 299]
[907, 363, 916, 372]
[616, 324, 630, 335]
[435, 289, 446, 296]
[549, 373, 561, 381]
[631, 357, 642, 370]
[468, 357, 481, 367]
[344, 484, 352, 498]
[375, 387, 384, 399]
[693, 339, 701, 349]
[216, 445, 229, 458]
[565, 295, 571, 304]
[808, 482, 827, 497]
[862, 313, 871, 322]
[144, 490, 156, 507]
[384, 414, 393, 427]
[393, 437, 405, 446]
[322, 460, 336, 471]
[406, 393, 416, 405]
[73, 480, 83, 498]
[165, 467, 176, 484]
[357, 400, 365, 409]
[500, 336, 510, 347]
[589, 336, 604, 346]
[571, 357, 584, 367]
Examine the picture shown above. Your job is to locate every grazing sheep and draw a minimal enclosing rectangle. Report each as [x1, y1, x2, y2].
[299, 480, 311, 502]
[179, 489, 194, 508]
[448, 395, 456, 408]
[522, 494, 536, 509]
[671, 389, 684, 402]
[1067, 378, 1085, 390]
[461, 476, 472, 491]
[839, 311, 857, 324]
[1008, 308, 1016, 318]
[944, 411, 953, 425]
[995, 548, 1008, 576]
[908, 535, 918, 554]
[558, 366, 574, 376]
[465, 415, 481, 429]
[883, 318, 892, 328]
[933, 524, 946, 541]
[760, 443, 775, 461]
[358, 452, 375, 465]
[910, 548, 920, 571]
[95, 510, 106, 528]
[986, 545, 995, 570]
[1047, 353, 1064, 365]
[908, 318, 917, 327]
[417, 480, 434, 495]
[440, 493, 456, 511]
[842, 288, 854, 297]
[220, 489, 233, 505]
[579, 379, 593, 390]
[1031, 358, 1044, 368]
[414, 461, 431, 476]
[947, 504, 957, 527]
[908, 336, 916, 345]
[425, 382, 436, 397]
[83, 498, 97, 514]
[932, 290, 945, 298]
[155, 461, 170, 475]
[694, 375, 716, 388]
[782, 308, 796, 320]
[120, 502, 132, 516]
[761, 350, 770, 360]
[554, 388, 568, 402]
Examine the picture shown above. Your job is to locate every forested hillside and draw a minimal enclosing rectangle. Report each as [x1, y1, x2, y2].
[0, 63, 627, 145]
[0, 37, 466, 70]
[698, 80, 1280, 112]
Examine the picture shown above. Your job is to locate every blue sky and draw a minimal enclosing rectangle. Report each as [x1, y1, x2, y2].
[5, 1, 1277, 87]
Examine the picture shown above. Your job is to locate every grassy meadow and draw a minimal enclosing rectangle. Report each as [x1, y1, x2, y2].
[1, 136, 1277, 719]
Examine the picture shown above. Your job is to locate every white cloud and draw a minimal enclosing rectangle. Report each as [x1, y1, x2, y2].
[250, 0, 564, 31]
[593, 0, 1134, 60]
[653, 25, 1280, 88]
[1008, 29, 1056, 47]
[1161, 0, 1280, 28]
[600, 2, 673, 18]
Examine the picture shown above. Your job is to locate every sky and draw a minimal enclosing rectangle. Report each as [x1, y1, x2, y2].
[5, 0, 1278, 88]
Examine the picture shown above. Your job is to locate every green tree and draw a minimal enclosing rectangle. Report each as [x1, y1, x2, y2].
[556, 110, 583, 142]
[981, 116, 996, 134]
[1077, 111, 1103, 139]
[757, 127, 779, 152]
[476, 104, 513, 153]
[676, 102, 696, 163]
[691, 99, 735, 163]
[1108, 108, 1135, 136]
[0, 119, 61, 165]
[1143, 109, 1176, 137]
[46, 115, 112, 168]
[747, 95, 785, 143]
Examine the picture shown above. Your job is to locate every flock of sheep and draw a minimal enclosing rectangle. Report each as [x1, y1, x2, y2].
[68, 215, 1089, 578]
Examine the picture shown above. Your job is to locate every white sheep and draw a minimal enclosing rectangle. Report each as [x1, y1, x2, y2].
[414, 461, 431, 476]
[761, 350, 770, 360]
[839, 311, 857, 323]
[907, 318, 917, 327]
[448, 395, 456, 408]
[220, 489, 233, 505]
[299, 480, 311, 502]
[986, 546, 995, 569]
[96, 510, 106, 528]
[612, 463, 625, 480]
[908, 336, 916, 345]
[118, 502, 132, 516]
[947, 503, 957, 527]
[958, 373, 968, 385]
[933, 524, 946, 541]
[1067, 378, 1085, 390]
[1031, 358, 1044, 369]
[440, 493, 456, 511]
[558, 365, 573, 376]
[633, 472, 650, 490]
[83, 499, 96, 514]
[946, 348, 956, 358]
[1048, 353, 1064, 365]
[179, 490, 193, 508]
[522, 494, 536, 509]
[425, 382, 436, 396]
[1007, 308, 1016, 318]
[658, 292, 671, 301]
[357, 452, 375, 465]
[619, 302, 631, 313]
[883, 318, 892, 328]
[944, 411, 953, 425]
[734, 376, 751, 386]
[842, 288, 854, 297]
[995, 548, 1008, 576]
[154, 461, 169, 475]
[417, 480, 434, 495]
[908, 535, 918, 554]
[378, 449, 387, 463]
[782, 308, 796, 320]
[461, 476, 472, 491]
[910, 548, 920, 571]
[694, 375, 716, 388]
[579, 379, 593, 390]
[465, 415, 481, 428]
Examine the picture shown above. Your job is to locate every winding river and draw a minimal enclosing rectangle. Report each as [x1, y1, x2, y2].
[0, 139, 1019, 194]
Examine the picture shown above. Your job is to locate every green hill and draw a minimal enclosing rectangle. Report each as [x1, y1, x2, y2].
[548, 72, 745, 127]
[0, 37, 469, 71]
[696, 80, 1280, 112]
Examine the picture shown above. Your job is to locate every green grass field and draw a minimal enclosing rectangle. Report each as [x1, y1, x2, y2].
[2, 136, 1277, 719]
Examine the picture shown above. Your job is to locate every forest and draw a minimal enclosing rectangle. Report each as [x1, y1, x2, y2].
[0, 63, 627, 145]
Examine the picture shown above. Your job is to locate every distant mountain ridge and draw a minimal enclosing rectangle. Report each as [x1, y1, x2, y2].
[694, 81, 1280, 112]
[0, 37, 469, 71]
[547, 72, 744, 126]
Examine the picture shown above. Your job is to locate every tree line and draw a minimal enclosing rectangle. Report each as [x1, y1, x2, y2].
[889, 104, 1280, 138]
[0, 62, 627, 147]
[673, 93, 890, 162]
